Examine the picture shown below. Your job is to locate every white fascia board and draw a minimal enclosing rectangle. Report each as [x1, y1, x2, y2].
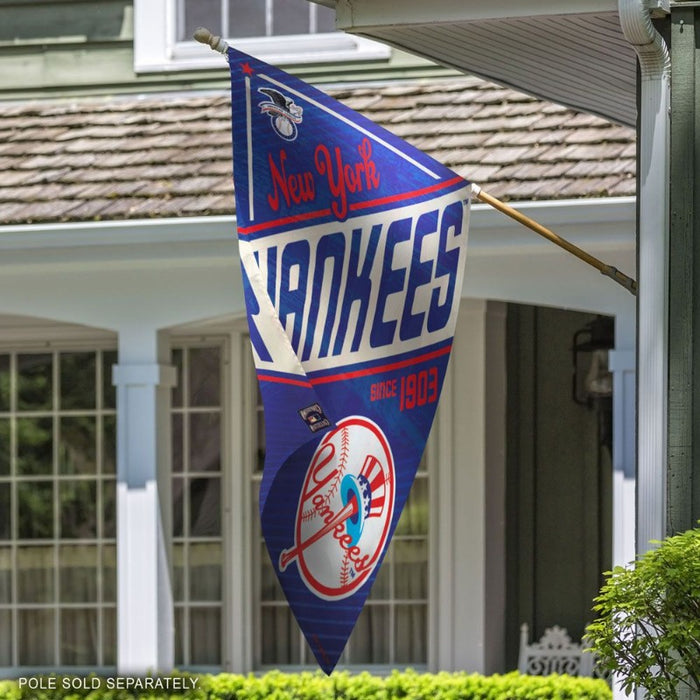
[0, 198, 635, 253]
[468, 196, 636, 254]
[0, 216, 239, 273]
[0, 197, 636, 275]
[0, 198, 635, 255]
[0, 215, 236, 250]
[335, 0, 619, 30]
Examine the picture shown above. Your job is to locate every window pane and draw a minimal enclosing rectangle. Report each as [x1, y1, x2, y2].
[102, 545, 116, 603]
[190, 478, 220, 536]
[395, 604, 427, 664]
[17, 417, 53, 476]
[189, 412, 220, 472]
[272, 0, 310, 35]
[189, 347, 220, 407]
[0, 354, 9, 412]
[17, 354, 52, 411]
[172, 349, 183, 408]
[60, 352, 95, 410]
[61, 608, 97, 665]
[261, 606, 300, 664]
[228, 0, 266, 37]
[59, 416, 96, 474]
[368, 547, 391, 600]
[182, 0, 221, 42]
[173, 477, 184, 537]
[17, 545, 54, 603]
[59, 544, 97, 603]
[0, 609, 11, 665]
[0, 483, 9, 540]
[103, 479, 116, 539]
[0, 547, 11, 603]
[0, 418, 9, 476]
[102, 351, 117, 410]
[394, 539, 427, 599]
[18, 481, 53, 539]
[190, 606, 221, 665]
[260, 542, 285, 601]
[172, 414, 183, 474]
[173, 543, 185, 602]
[60, 480, 97, 539]
[395, 476, 428, 536]
[350, 605, 389, 663]
[189, 542, 221, 601]
[19, 608, 54, 665]
[174, 607, 185, 666]
[103, 607, 116, 666]
[103, 415, 116, 474]
[315, 3, 335, 33]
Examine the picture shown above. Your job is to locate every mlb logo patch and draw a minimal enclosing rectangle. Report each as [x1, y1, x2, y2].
[298, 403, 330, 432]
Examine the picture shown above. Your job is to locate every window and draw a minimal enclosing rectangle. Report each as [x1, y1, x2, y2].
[177, 0, 336, 42]
[133, 0, 389, 73]
[0, 348, 117, 670]
[171, 342, 225, 669]
[249, 350, 429, 668]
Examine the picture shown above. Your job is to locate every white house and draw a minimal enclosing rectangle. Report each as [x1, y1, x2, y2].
[0, 0, 637, 678]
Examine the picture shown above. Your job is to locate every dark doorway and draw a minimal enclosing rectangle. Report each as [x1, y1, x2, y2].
[504, 304, 613, 669]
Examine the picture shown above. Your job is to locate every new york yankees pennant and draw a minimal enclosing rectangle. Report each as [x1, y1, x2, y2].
[227, 44, 471, 673]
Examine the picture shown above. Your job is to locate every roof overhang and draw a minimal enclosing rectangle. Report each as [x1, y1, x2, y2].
[323, 0, 669, 126]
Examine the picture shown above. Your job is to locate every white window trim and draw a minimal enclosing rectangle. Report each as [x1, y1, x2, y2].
[0, 339, 118, 673]
[133, 0, 390, 74]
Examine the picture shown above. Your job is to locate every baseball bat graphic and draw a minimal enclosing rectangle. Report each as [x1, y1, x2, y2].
[278, 497, 359, 572]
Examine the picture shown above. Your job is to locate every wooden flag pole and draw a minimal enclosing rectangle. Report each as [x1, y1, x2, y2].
[473, 186, 637, 295]
[193, 27, 638, 297]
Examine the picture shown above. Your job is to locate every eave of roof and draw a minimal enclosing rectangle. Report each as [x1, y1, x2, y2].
[0, 75, 635, 227]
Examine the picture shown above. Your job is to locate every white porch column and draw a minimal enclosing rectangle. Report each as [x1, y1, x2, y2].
[113, 328, 176, 674]
[431, 300, 506, 673]
[609, 310, 636, 569]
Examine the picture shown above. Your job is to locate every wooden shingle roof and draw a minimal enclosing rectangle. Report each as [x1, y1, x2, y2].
[0, 76, 635, 226]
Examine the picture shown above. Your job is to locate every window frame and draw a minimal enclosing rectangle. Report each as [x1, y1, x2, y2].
[170, 335, 230, 673]
[133, 0, 390, 74]
[0, 338, 118, 676]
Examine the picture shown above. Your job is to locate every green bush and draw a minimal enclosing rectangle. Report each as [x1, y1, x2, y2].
[585, 525, 700, 699]
[0, 669, 610, 700]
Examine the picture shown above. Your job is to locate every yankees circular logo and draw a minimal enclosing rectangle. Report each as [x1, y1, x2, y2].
[278, 416, 395, 600]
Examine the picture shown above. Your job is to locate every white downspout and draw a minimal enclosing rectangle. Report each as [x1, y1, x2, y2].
[618, 0, 670, 552]
[617, 1, 670, 695]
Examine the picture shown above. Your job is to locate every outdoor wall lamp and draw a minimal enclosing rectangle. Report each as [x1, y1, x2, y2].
[572, 315, 614, 451]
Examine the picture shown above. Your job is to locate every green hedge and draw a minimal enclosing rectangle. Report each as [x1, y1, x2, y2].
[0, 670, 611, 700]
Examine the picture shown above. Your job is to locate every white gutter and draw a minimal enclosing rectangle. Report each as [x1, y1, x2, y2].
[618, 0, 671, 560]
[0, 215, 237, 249]
[0, 198, 636, 251]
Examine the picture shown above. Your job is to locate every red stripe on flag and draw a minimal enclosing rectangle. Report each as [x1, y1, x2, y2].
[256, 345, 451, 388]
[348, 176, 465, 213]
[237, 176, 466, 236]
[238, 208, 333, 235]
[257, 373, 313, 388]
[309, 344, 452, 385]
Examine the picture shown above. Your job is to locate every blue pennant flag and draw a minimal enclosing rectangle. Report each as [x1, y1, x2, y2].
[227, 45, 471, 673]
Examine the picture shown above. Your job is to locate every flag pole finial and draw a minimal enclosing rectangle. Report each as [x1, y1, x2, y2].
[193, 27, 229, 54]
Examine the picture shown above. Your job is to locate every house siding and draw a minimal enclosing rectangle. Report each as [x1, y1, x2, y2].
[0, 0, 454, 99]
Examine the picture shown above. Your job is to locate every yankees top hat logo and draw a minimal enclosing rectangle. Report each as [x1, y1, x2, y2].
[278, 416, 395, 600]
